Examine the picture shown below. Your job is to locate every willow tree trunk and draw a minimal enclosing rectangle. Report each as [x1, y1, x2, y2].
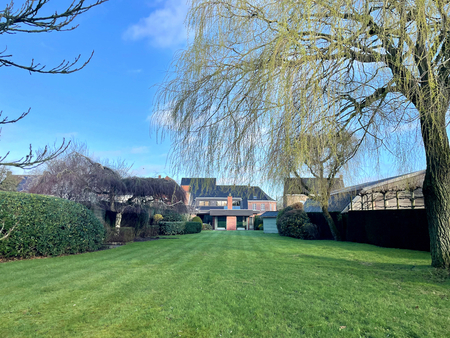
[420, 106, 450, 268]
[321, 205, 341, 241]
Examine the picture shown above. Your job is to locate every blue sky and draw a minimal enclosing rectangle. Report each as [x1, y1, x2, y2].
[2, 0, 188, 178]
[1, 0, 426, 196]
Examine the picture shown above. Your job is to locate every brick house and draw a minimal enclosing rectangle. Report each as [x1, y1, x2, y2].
[181, 178, 277, 230]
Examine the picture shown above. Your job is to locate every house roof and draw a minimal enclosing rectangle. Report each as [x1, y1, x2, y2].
[181, 177, 274, 209]
[180, 177, 216, 189]
[210, 209, 255, 216]
[284, 177, 345, 195]
[303, 170, 426, 213]
[260, 211, 278, 218]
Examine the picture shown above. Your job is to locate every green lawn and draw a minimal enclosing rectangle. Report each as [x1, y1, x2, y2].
[1, 231, 449, 338]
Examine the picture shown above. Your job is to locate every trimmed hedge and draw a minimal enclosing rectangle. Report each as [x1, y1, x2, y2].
[191, 216, 202, 224]
[161, 209, 184, 222]
[0, 192, 105, 258]
[160, 221, 185, 235]
[185, 221, 202, 234]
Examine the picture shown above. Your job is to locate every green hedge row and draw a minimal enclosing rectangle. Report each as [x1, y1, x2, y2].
[160, 221, 186, 235]
[0, 192, 105, 258]
[184, 221, 202, 234]
[159, 221, 203, 235]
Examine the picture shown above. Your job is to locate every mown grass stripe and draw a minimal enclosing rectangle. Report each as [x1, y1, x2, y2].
[1, 231, 449, 338]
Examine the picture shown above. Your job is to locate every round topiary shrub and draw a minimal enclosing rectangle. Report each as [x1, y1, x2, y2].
[0, 191, 105, 258]
[276, 207, 318, 240]
[191, 216, 202, 224]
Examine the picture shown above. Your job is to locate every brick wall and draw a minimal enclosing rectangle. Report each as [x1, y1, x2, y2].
[226, 216, 237, 230]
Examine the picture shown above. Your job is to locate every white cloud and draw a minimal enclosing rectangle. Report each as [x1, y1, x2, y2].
[123, 0, 189, 48]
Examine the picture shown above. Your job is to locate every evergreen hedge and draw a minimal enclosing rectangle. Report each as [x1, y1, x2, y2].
[184, 221, 202, 234]
[160, 221, 185, 235]
[0, 192, 105, 258]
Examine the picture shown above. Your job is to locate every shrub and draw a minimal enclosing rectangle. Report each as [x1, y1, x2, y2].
[184, 221, 202, 234]
[121, 209, 150, 236]
[139, 224, 159, 238]
[161, 209, 183, 222]
[276, 203, 303, 225]
[106, 227, 135, 243]
[0, 191, 105, 258]
[160, 221, 185, 235]
[191, 216, 202, 224]
[202, 223, 213, 230]
[153, 214, 163, 224]
[254, 215, 263, 230]
[276, 208, 318, 240]
[301, 223, 320, 240]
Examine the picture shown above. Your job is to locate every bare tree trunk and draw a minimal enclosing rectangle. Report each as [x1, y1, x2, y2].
[115, 212, 122, 234]
[420, 106, 450, 268]
[321, 205, 341, 241]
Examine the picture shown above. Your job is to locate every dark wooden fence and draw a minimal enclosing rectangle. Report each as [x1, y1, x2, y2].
[307, 209, 430, 251]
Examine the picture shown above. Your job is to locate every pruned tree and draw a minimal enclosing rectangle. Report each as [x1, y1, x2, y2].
[29, 145, 129, 230]
[122, 177, 187, 207]
[30, 144, 187, 232]
[154, 0, 450, 268]
[0, 0, 108, 168]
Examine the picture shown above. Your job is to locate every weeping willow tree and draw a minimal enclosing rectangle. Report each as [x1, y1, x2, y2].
[154, 0, 450, 268]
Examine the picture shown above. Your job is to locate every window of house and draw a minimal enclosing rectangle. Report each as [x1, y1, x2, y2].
[261, 203, 265, 211]
[199, 201, 209, 206]
[217, 201, 227, 206]
[252, 203, 257, 210]
[232, 200, 240, 206]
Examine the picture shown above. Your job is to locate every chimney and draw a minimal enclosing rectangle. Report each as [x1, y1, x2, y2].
[158, 175, 161, 179]
[181, 185, 191, 205]
[227, 193, 233, 210]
